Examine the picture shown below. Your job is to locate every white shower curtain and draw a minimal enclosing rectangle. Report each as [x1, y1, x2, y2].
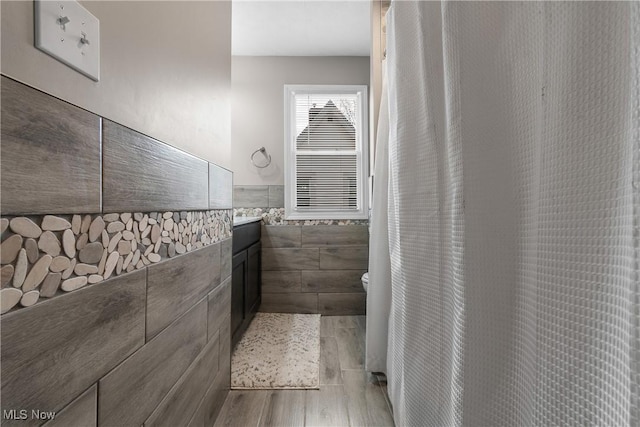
[366, 59, 392, 374]
[384, 1, 640, 426]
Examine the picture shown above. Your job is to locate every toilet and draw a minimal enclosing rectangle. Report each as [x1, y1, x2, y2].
[361, 272, 369, 292]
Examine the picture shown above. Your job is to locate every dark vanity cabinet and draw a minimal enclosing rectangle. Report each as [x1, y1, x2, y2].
[231, 221, 261, 347]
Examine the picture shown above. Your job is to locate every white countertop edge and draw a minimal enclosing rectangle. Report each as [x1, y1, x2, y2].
[233, 216, 262, 226]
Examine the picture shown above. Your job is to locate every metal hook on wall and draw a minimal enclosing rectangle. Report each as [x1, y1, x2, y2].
[250, 147, 272, 168]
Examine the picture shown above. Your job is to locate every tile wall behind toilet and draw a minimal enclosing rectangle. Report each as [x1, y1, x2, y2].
[0, 77, 233, 427]
[234, 185, 368, 315]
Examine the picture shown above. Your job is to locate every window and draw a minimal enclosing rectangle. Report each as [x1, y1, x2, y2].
[284, 85, 368, 220]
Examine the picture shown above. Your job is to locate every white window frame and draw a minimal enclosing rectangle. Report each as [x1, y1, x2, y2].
[284, 84, 369, 220]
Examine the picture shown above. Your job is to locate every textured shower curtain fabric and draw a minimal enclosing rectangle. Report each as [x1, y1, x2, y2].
[365, 60, 392, 374]
[385, 2, 639, 426]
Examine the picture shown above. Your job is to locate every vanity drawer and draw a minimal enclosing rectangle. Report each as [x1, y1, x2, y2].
[232, 221, 261, 254]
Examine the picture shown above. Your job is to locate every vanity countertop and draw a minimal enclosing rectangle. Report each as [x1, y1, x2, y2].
[233, 216, 262, 227]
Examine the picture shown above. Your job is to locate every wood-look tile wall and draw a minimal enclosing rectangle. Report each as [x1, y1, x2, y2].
[260, 225, 368, 315]
[233, 185, 283, 208]
[146, 243, 221, 340]
[102, 121, 210, 213]
[0, 76, 233, 426]
[2, 270, 147, 424]
[1, 77, 102, 215]
[210, 165, 234, 209]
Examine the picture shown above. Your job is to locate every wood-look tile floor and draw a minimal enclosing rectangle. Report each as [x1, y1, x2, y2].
[215, 315, 394, 427]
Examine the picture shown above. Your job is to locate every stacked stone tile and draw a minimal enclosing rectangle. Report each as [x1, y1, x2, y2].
[0, 210, 232, 314]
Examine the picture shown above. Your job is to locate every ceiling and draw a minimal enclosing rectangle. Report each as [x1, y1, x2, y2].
[232, 0, 371, 56]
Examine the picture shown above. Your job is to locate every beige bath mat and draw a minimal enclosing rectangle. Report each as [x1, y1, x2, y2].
[231, 312, 321, 389]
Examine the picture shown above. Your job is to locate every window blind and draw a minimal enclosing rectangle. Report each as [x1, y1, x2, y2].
[294, 94, 360, 211]
[295, 154, 358, 209]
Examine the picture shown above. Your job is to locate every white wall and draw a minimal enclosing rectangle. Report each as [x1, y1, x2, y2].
[231, 56, 370, 185]
[1, 1, 232, 168]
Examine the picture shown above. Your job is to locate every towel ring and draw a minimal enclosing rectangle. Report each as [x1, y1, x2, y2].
[251, 147, 272, 168]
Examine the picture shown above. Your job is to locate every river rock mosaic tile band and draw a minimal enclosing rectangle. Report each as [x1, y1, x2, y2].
[234, 208, 368, 226]
[0, 210, 232, 314]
